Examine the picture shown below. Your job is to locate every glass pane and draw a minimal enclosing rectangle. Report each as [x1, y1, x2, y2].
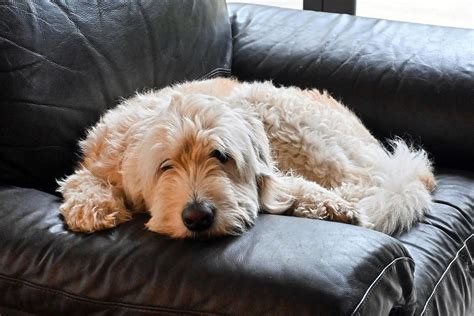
[357, 0, 474, 29]
[229, 0, 303, 10]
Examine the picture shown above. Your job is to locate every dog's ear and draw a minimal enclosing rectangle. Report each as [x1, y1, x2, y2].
[257, 172, 294, 214]
[237, 109, 294, 214]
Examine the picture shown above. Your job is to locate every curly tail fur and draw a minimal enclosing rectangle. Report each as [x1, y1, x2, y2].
[358, 140, 435, 235]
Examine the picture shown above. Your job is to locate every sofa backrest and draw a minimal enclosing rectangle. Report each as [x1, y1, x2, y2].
[0, 0, 232, 192]
[229, 4, 474, 172]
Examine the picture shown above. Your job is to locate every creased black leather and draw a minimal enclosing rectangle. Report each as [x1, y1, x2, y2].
[0, 184, 415, 315]
[229, 4, 474, 172]
[353, 169, 474, 315]
[0, 0, 232, 192]
[400, 170, 474, 315]
[1, 170, 472, 315]
[1, 2, 473, 315]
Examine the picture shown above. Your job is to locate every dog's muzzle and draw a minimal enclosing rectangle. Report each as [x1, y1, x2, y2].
[182, 201, 215, 231]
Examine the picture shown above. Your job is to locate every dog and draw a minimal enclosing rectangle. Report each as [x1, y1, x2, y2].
[58, 78, 436, 238]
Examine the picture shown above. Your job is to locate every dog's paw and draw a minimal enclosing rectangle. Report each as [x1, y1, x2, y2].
[323, 200, 360, 225]
[293, 198, 361, 225]
[59, 197, 131, 233]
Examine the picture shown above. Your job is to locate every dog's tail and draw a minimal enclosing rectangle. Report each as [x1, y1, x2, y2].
[358, 139, 435, 235]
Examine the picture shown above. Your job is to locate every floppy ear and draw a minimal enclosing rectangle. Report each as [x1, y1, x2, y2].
[237, 109, 294, 214]
[257, 172, 295, 214]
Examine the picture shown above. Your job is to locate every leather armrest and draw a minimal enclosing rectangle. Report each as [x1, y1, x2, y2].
[228, 4, 474, 171]
[0, 186, 415, 315]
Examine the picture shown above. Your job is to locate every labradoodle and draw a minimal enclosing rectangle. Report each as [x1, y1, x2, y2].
[58, 78, 435, 238]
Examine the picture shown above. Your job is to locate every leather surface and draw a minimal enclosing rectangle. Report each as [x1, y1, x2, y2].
[1, 2, 473, 315]
[0, 0, 232, 192]
[1, 170, 472, 315]
[400, 171, 474, 315]
[0, 185, 414, 315]
[229, 4, 474, 172]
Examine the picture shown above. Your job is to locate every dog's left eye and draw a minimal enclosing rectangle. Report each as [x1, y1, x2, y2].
[160, 159, 173, 172]
[211, 150, 229, 163]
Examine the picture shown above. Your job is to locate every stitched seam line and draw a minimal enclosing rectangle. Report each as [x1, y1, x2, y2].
[420, 234, 473, 315]
[351, 256, 415, 315]
[0, 273, 223, 315]
[200, 68, 231, 79]
[199, 68, 231, 80]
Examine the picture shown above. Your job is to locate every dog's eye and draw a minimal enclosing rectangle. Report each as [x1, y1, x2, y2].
[211, 150, 229, 163]
[160, 159, 173, 172]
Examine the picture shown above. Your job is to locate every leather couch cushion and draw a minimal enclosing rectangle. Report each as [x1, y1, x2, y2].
[399, 170, 474, 315]
[228, 4, 474, 172]
[0, 190, 414, 315]
[0, 0, 232, 192]
[1, 170, 472, 315]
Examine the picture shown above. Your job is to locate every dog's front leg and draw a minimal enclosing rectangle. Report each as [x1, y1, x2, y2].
[280, 175, 361, 225]
[57, 168, 132, 232]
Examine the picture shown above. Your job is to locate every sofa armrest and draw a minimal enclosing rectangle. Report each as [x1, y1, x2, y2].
[228, 4, 474, 171]
[0, 186, 415, 315]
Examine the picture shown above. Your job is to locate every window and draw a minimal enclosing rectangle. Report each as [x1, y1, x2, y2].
[358, 0, 473, 29]
[229, 0, 474, 29]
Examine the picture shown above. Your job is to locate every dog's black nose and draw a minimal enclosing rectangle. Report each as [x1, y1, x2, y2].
[182, 201, 215, 231]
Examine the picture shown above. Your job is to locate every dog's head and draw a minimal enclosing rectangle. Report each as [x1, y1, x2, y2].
[131, 93, 293, 238]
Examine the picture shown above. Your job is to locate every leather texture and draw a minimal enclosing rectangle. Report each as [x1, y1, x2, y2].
[229, 4, 474, 172]
[401, 171, 474, 315]
[0, 185, 412, 315]
[0, 170, 472, 315]
[1, 1, 473, 315]
[0, 0, 232, 192]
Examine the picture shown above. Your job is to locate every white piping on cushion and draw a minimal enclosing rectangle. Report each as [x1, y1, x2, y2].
[420, 234, 473, 315]
[351, 256, 415, 315]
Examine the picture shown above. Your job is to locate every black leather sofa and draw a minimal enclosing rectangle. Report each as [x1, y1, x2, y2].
[0, 1, 472, 315]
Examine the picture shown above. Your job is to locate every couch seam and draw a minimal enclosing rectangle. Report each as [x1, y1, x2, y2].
[419, 234, 473, 315]
[351, 256, 415, 316]
[0, 273, 224, 316]
[199, 68, 231, 80]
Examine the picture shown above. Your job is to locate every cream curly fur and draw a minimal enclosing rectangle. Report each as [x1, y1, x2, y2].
[58, 78, 435, 238]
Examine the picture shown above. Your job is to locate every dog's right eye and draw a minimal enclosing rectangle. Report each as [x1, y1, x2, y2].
[211, 150, 229, 164]
[160, 160, 173, 172]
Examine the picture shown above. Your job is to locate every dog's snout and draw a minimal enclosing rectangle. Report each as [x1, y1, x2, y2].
[182, 201, 215, 231]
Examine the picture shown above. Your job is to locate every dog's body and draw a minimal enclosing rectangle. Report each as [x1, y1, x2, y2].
[58, 78, 435, 238]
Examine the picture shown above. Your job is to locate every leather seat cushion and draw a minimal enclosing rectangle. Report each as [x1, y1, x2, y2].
[399, 169, 474, 315]
[0, 170, 472, 315]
